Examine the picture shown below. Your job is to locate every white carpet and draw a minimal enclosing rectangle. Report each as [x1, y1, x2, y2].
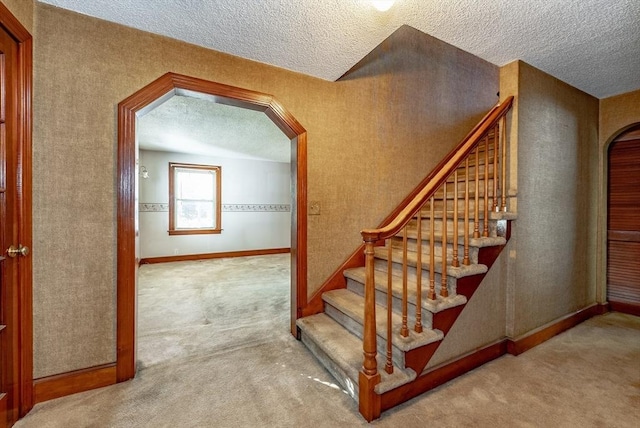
[16, 255, 640, 427]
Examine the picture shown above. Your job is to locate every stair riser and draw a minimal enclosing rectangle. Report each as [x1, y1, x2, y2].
[424, 196, 500, 213]
[432, 181, 501, 197]
[324, 303, 407, 368]
[443, 178, 497, 190]
[442, 158, 500, 177]
[300, 331, 359, 402]
[407, 218, 498, 237]
[389, 240, 480, 264]
[346, 276, 436, 327]
[372, 259, 457, 296]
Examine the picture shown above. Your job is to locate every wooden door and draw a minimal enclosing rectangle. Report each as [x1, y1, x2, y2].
[607, 126, 640, 316]
[0, 14, 32, 424]
[0, 24, 20, 428]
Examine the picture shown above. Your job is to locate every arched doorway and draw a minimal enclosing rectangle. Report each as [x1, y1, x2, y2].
[607, 123, 640, 316]
[117, 73, 307, 381]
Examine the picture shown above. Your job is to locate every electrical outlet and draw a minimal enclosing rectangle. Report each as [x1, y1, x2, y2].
[309, 201, 321, 215]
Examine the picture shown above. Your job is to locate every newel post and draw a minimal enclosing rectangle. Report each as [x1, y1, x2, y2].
[359, 236, 381, 421]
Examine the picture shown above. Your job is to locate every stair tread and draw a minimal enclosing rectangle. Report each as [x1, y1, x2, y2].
[397, 229, 507, 248]
[344, 267, 468, 313]
[395, 225, 507, 248]
[444, 173, 497, 182]
[416, 211, 516, 221]
[296, 313, 417, 395]
[323, 289, 444, 351]
[373, 247, 490, 278]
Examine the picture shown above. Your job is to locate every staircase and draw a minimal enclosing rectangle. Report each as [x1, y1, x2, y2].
[296, 97, 515, 421]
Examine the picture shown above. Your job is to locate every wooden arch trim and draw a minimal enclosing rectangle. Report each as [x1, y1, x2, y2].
[117, 72, 307, 381]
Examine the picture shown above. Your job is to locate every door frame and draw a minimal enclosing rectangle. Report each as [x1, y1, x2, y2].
[117, 72, 307, 381]
[0, 2, 33, 420]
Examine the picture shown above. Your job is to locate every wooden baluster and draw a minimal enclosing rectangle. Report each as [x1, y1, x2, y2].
[428, 196, 436, 300]
[483, 136, 490, 237]
[473, 146, 480, 239]
[415, 213, 423, 333]
[401, 228, 409, 337]
[362, 240, 378, 379]
[463, 157, 470, 265]
[493, 125, 499, 212]
[501, 116, 508, 212]
[441, 181, 449, 298]
[452, 170, 460, 267]
[385, 243, 393, 374]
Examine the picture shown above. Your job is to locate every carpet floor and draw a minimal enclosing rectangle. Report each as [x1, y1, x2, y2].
[16, 254, 640, 427]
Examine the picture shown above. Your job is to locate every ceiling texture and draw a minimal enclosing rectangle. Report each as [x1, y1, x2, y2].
[38, 0, 640, 160]
[138, 95, 291, 163]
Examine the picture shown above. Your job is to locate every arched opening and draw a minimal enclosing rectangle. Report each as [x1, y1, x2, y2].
[605, 123, 640, 316]
[117, 73, 307, 381]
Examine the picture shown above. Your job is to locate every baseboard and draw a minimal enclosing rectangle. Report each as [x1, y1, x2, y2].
[609, 300, 640, 316]
[380, 302, 608, 412]
[139, 248, 290, 265]
[381, 340, 507, 411]
[33, 363, 117, 404]
[506, 303, 607, 356]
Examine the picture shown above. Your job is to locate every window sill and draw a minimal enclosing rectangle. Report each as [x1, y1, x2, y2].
[168, 229, 222, 236]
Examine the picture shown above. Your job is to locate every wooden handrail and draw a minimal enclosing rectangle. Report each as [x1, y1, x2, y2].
[361, 96, 513, 243]
[358, 96, 514, 416]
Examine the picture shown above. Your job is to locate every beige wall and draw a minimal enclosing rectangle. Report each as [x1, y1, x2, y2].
[425, 57, 603, 365]
[2, 0, 33, 33]
[428, 239, 511, 368]
[506, 61, 599, 337]
[596, 89, 640, 301]
[32, 6, 498, 377]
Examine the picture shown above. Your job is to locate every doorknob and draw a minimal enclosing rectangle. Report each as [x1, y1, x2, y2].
[6, 244, 29, 258]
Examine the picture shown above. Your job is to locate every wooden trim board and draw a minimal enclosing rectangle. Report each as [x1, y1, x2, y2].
[382, 340, 507, 411]
[29, 304, 608, 409]
[609, 300, 640, 317]
[381, 303, 608, 414]
[506, 303, 605, 355]
[118, 72, 308, 382]
[33, 364, 116, 404]
[140, 248, 290, 265]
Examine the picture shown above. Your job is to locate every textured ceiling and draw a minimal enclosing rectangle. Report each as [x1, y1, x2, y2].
[138, 95, 291, 162]
[38, 0, 640, 160]
[39, 0, 640, 98]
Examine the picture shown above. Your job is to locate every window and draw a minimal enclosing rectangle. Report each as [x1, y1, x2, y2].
[169, 162, 221, 235]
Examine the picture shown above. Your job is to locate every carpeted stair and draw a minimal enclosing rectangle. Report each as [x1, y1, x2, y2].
[297, 99, 516, 420]
[297, 209, 513, 404]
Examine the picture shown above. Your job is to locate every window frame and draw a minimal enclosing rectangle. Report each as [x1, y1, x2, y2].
[168, 162, 222, 235]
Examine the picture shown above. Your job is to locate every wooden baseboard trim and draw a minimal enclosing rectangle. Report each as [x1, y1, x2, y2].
[381, 302, 609, 413]
[381, 340, 507, 411]
[34, 363, 117, 404]
[608, 300, 640, 316]
[139, 248, 290, 265]
[506, 303, 607, 356]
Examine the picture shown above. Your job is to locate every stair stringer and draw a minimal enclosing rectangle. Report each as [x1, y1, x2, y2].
[377, 220, 512, 411]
